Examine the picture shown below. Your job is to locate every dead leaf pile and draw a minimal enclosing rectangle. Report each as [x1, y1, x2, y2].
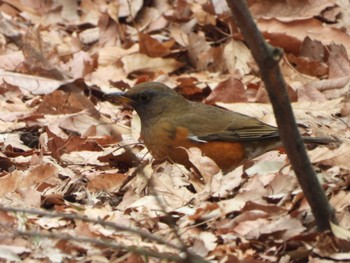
[0, 0, 349, 262]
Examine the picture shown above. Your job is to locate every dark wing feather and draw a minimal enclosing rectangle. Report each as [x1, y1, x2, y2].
[195, 123, 279, 142]
[176, 101, 280, 143]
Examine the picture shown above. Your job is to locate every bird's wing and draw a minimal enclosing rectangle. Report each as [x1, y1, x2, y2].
[194, 122, 279, 142]
[177, 103, 280, 143]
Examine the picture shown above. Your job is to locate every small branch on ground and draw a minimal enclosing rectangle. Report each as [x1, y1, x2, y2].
[0, 225, 184, 262]
[0, 205, 208, 263]
[0, 206, 175, 250]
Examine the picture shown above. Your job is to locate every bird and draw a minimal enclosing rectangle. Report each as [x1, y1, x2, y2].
[106, 82, 335, 173]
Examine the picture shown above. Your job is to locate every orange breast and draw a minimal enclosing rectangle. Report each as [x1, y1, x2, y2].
[166, 126, 246, 173]
[141, 121, 283, 173]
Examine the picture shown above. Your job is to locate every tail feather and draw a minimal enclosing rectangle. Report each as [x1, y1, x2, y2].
[302, 136, 340, 145]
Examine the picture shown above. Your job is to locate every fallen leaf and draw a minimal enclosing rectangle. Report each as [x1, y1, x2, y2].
[258, 18, 350, 56]
[204, 77, 247, 104]
[87, 172, 128, 191]
[0, 70, 65, 95]
[138, 32, 174, 57]
[330, 222, 350, 241]
[250, 0, 336, 20]
[121, 53, 183, 74]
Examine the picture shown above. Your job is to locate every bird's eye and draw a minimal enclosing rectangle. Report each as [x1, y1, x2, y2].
[138, 93, 150, 102]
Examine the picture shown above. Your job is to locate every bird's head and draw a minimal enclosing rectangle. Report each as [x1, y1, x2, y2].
[106, 82, 187, 122]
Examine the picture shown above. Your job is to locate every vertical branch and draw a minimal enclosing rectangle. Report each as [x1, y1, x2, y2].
[226, 0, 336, 231]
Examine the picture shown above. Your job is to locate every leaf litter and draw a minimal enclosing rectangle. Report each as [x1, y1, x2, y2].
[0, 0, 349, 262]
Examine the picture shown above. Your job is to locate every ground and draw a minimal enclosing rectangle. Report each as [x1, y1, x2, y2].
[0, 0, 350, 262]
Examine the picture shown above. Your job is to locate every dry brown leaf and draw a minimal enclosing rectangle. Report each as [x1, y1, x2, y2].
[0, 12, 21, 37]
[0, 0, 349, 261]
[169, 25, 189, 47]
[87, 172, 128, 191]
[79, 28, 100, 45]
[309, 143, 350, 168]
[69, 51, 94, 79]
[2, 133, 32, 152]
[0, 172, 19, 197]
[59, 0, 79, 21]
[113, 0, 143, 19]
[80, 0, 102, 25]
[249, 0, 336, 20]
[286, 54, 328, 78]
[0, 52, 25, 71]
[330, 222, 350, 241]
[187, 147, 220, 183]
[36, 90, 86, 115]
[137, 7, 170, 33]
[148, 163, 196, 209]
[97, 13, 122, 46]
[59, 113, 127, 139]
[121, 53, 183, 74]
[138, 32, 174, 57]
[192, 231, 217, 257]
[221, 39, 252, 75]
[191, 2, 216, 25]
[22, 27, 64, 79]
[330, 191, 350, 212]
[35, 216, 69, 229]
[0, 70, 65, 95]
[300, 37, 326, 61]
[0, 246, 23, 262]
[328, 43, 350, 78]
[234, 214, 306, 240]
[60, 151, 107, 166]
[258, 18, 350, 56]
[19, 162, 58, 189]
[187, 32, 212, 70]
[204, 77, 247, 104]
[41, 194, 65, 208]
[89, 65, 128, 87]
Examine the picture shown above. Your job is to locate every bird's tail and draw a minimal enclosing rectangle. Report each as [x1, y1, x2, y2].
[302, 136, 340, 145]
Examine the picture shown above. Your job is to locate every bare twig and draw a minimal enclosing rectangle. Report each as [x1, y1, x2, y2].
[0, 205, 208, 263]
[0, 206, 178, 250]
[1, 227, 183, 262]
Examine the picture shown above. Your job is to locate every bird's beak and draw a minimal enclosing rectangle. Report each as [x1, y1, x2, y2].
[104, 92, 134, 106]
